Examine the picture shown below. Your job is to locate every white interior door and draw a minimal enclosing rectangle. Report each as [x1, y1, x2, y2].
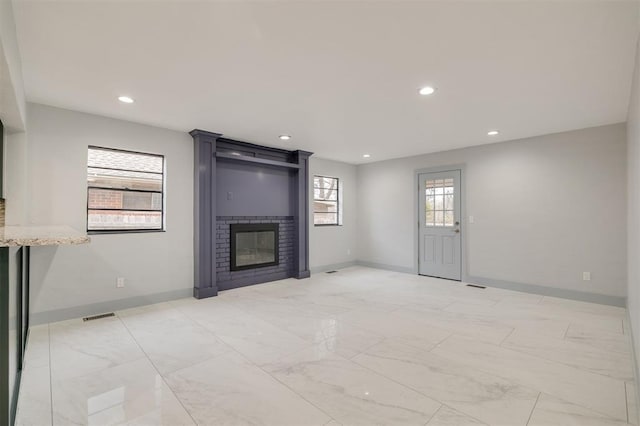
[418, 170, 462, 280]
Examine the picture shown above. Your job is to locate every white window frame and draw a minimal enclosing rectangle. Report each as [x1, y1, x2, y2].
[87, 146, 165, 234]
[313, 175, 342, 226]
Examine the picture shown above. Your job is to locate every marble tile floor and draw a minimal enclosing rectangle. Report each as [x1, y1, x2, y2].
[14, 267, 639, 425]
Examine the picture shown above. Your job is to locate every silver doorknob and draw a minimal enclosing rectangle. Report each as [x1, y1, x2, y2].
[453, 229, 460, 233]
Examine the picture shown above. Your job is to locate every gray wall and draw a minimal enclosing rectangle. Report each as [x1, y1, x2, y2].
[627, 35, 640, 380]
[309, 157, 358, 271]
[19, 105, 361, 320]
[26, 104, 194, 319]
[358, 123, 627, 298]
[4, 131, 28, 225]
[1, 0, 28, 223]
[14, 103, 629, 319]
[0, 0, 26, 131]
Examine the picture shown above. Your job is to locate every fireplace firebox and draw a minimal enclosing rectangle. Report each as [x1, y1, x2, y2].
[230, 223, 279, 271]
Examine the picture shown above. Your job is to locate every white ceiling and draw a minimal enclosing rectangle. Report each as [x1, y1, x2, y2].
[12, 0, 640, 164]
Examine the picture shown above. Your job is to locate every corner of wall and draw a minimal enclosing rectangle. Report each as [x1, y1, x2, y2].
[308, 157, 359, 269]
[626, 26, 640, 425]
[0, 0, 27, 131]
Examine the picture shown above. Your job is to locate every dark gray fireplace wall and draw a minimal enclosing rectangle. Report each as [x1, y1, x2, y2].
[216, 160, 294, 217]
[191, 130, 221, 299]
[191, 129, 312, 299]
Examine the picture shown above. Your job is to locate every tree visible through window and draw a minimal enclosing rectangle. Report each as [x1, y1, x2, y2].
[87, 146, 164, 232]
[314, 176, 341, 226]
[425, 178, 454, 227]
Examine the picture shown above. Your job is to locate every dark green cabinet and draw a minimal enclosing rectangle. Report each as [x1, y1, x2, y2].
[0, 119, 29, 426]
[0, 246, 30, 426]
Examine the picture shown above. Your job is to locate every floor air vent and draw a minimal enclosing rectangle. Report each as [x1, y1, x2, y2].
[326, 270, 339, 274]
[466, 284, 486, 289]
[83, 312, 115, 322]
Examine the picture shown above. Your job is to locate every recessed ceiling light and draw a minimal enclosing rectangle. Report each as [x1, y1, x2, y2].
[279, 135, 291, 141]
[487, 130, 499, 136]
[363, 154, 371, 158]
[118, 96, 134, 104]
[418, 86, 436, 96]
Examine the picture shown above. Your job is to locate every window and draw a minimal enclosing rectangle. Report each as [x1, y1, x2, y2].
[425, 178, 454, 227]
[87, 146, 164, 232]
[314, 175, 341, 226]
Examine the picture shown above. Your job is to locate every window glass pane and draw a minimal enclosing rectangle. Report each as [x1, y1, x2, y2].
[314, 176, 338, 189]
[426, 196, 435, 212]
[88, 148, 163, 173]
[88, 189, 162, 211]
[314, 212, 338, 225]
[313, 188, 338, 201]
[444, 194, 454, 210]
[314, 200, 338, 213]
[88, 167, 162, 191]
[88, 188, 123, 210]
[444, 210, 454, 226]
[122, 192, 162, 210]
[88, 210, 162, 230]
[88, 147, 164, 232]
[426, 210, 434, 226]
[314, 176, 340, 226]
[425, 177, 456, 227]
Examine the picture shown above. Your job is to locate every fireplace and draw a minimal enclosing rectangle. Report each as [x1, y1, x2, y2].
[230, 223, 279, 271]
[191, 129, 312, 297]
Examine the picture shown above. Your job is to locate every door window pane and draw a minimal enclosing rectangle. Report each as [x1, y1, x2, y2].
[426, 210, 435, 226]
[425, 177, 455, 227]
[444, 194, 454, 210]
[444, 210, 454, 226]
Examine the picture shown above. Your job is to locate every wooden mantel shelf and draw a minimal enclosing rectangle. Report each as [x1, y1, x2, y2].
[215, 152, 301, 169]
[0, 225, 91, 247]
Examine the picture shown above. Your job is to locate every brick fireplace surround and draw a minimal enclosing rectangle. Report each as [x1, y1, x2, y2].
[216, 216, 295, 291]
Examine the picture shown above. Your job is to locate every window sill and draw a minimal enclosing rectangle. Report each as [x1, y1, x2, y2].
[314, 224, 343, 227]
[88, 229, 166, 235]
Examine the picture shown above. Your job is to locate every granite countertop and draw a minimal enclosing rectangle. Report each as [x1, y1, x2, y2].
[0, 225, 91, 247]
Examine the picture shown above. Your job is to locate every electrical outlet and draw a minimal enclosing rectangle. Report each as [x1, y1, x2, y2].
[227, 192, 233, 200]
[582, 272, 591, 281]
[116, 277, 125, 288]
[469, 215, 475, 224]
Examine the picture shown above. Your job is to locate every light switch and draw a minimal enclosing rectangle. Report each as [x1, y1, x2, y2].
[468, 215, 475, 224]
[227, 192, 233, 200]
